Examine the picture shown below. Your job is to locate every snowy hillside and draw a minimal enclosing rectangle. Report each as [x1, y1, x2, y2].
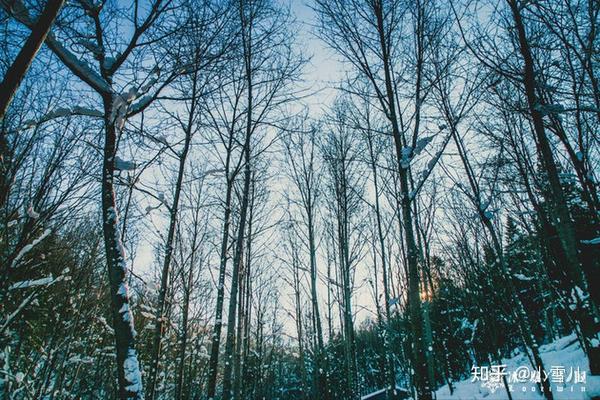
[435, 334, 600, 400]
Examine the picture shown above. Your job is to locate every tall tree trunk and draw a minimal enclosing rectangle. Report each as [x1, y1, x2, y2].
[233, 255, 246, 399]
[292, 245, 308, 398]
[221, 114, 251, 400]
[326, 249, 334, 341]
[175, 265, 193, 400]
[0, 0, 65, 120]
[366, 126, 396, 396]
[337, 178, 358, 398]
[238, 245, 253, 400]
[234, 186, 254, 399]
[175, 209, 203, 400]
[221, 5, 254, 392]
[147, 70, 196, 400]
[306, 201, 330, 399]
[371, 1, 432, 397]
[206, 174, 234, 399]
[102, 96, 143, 399]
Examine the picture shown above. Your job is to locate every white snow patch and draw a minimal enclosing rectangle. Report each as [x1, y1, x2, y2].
[123, 348, 143, 394]
[26, 205, 39, 219]
[119, 303, 130, 314]
[117, 283, 128, 297]
[362, 386, 409, 399]
[9, 275, 55, 290]
[140, 311, 155, 319]
[435, 333, 600, 399]
[67, 355, 94, 364]
[581, 237, 600, 245]
[11, 228, 51, 268]
[513, 273, 534, 281]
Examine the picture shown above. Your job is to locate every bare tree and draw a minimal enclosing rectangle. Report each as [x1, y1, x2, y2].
[144, 3, 231, 397]
[282, 117, 329, 397]
[218, 1, 304, 398]
[0, 0, 183, 395]
[320, 99, 367, 398]
[348, 89, 398, 395]
[314, 1, 451, 397]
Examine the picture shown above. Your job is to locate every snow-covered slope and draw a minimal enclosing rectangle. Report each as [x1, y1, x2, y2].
[435, 334, 600, 399]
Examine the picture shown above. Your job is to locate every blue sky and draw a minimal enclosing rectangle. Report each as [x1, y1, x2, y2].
[288, 0, 344, 114]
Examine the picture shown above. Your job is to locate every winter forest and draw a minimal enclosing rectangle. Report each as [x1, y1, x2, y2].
[1, 0, 600, 399]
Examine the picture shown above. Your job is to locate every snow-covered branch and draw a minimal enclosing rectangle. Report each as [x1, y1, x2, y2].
[409, 130, 453, 201]
[20, 106, 103, 130]
[10, 228, 51, 269]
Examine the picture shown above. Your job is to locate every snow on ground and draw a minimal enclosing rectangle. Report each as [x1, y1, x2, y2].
[435, 333, 600, 399]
